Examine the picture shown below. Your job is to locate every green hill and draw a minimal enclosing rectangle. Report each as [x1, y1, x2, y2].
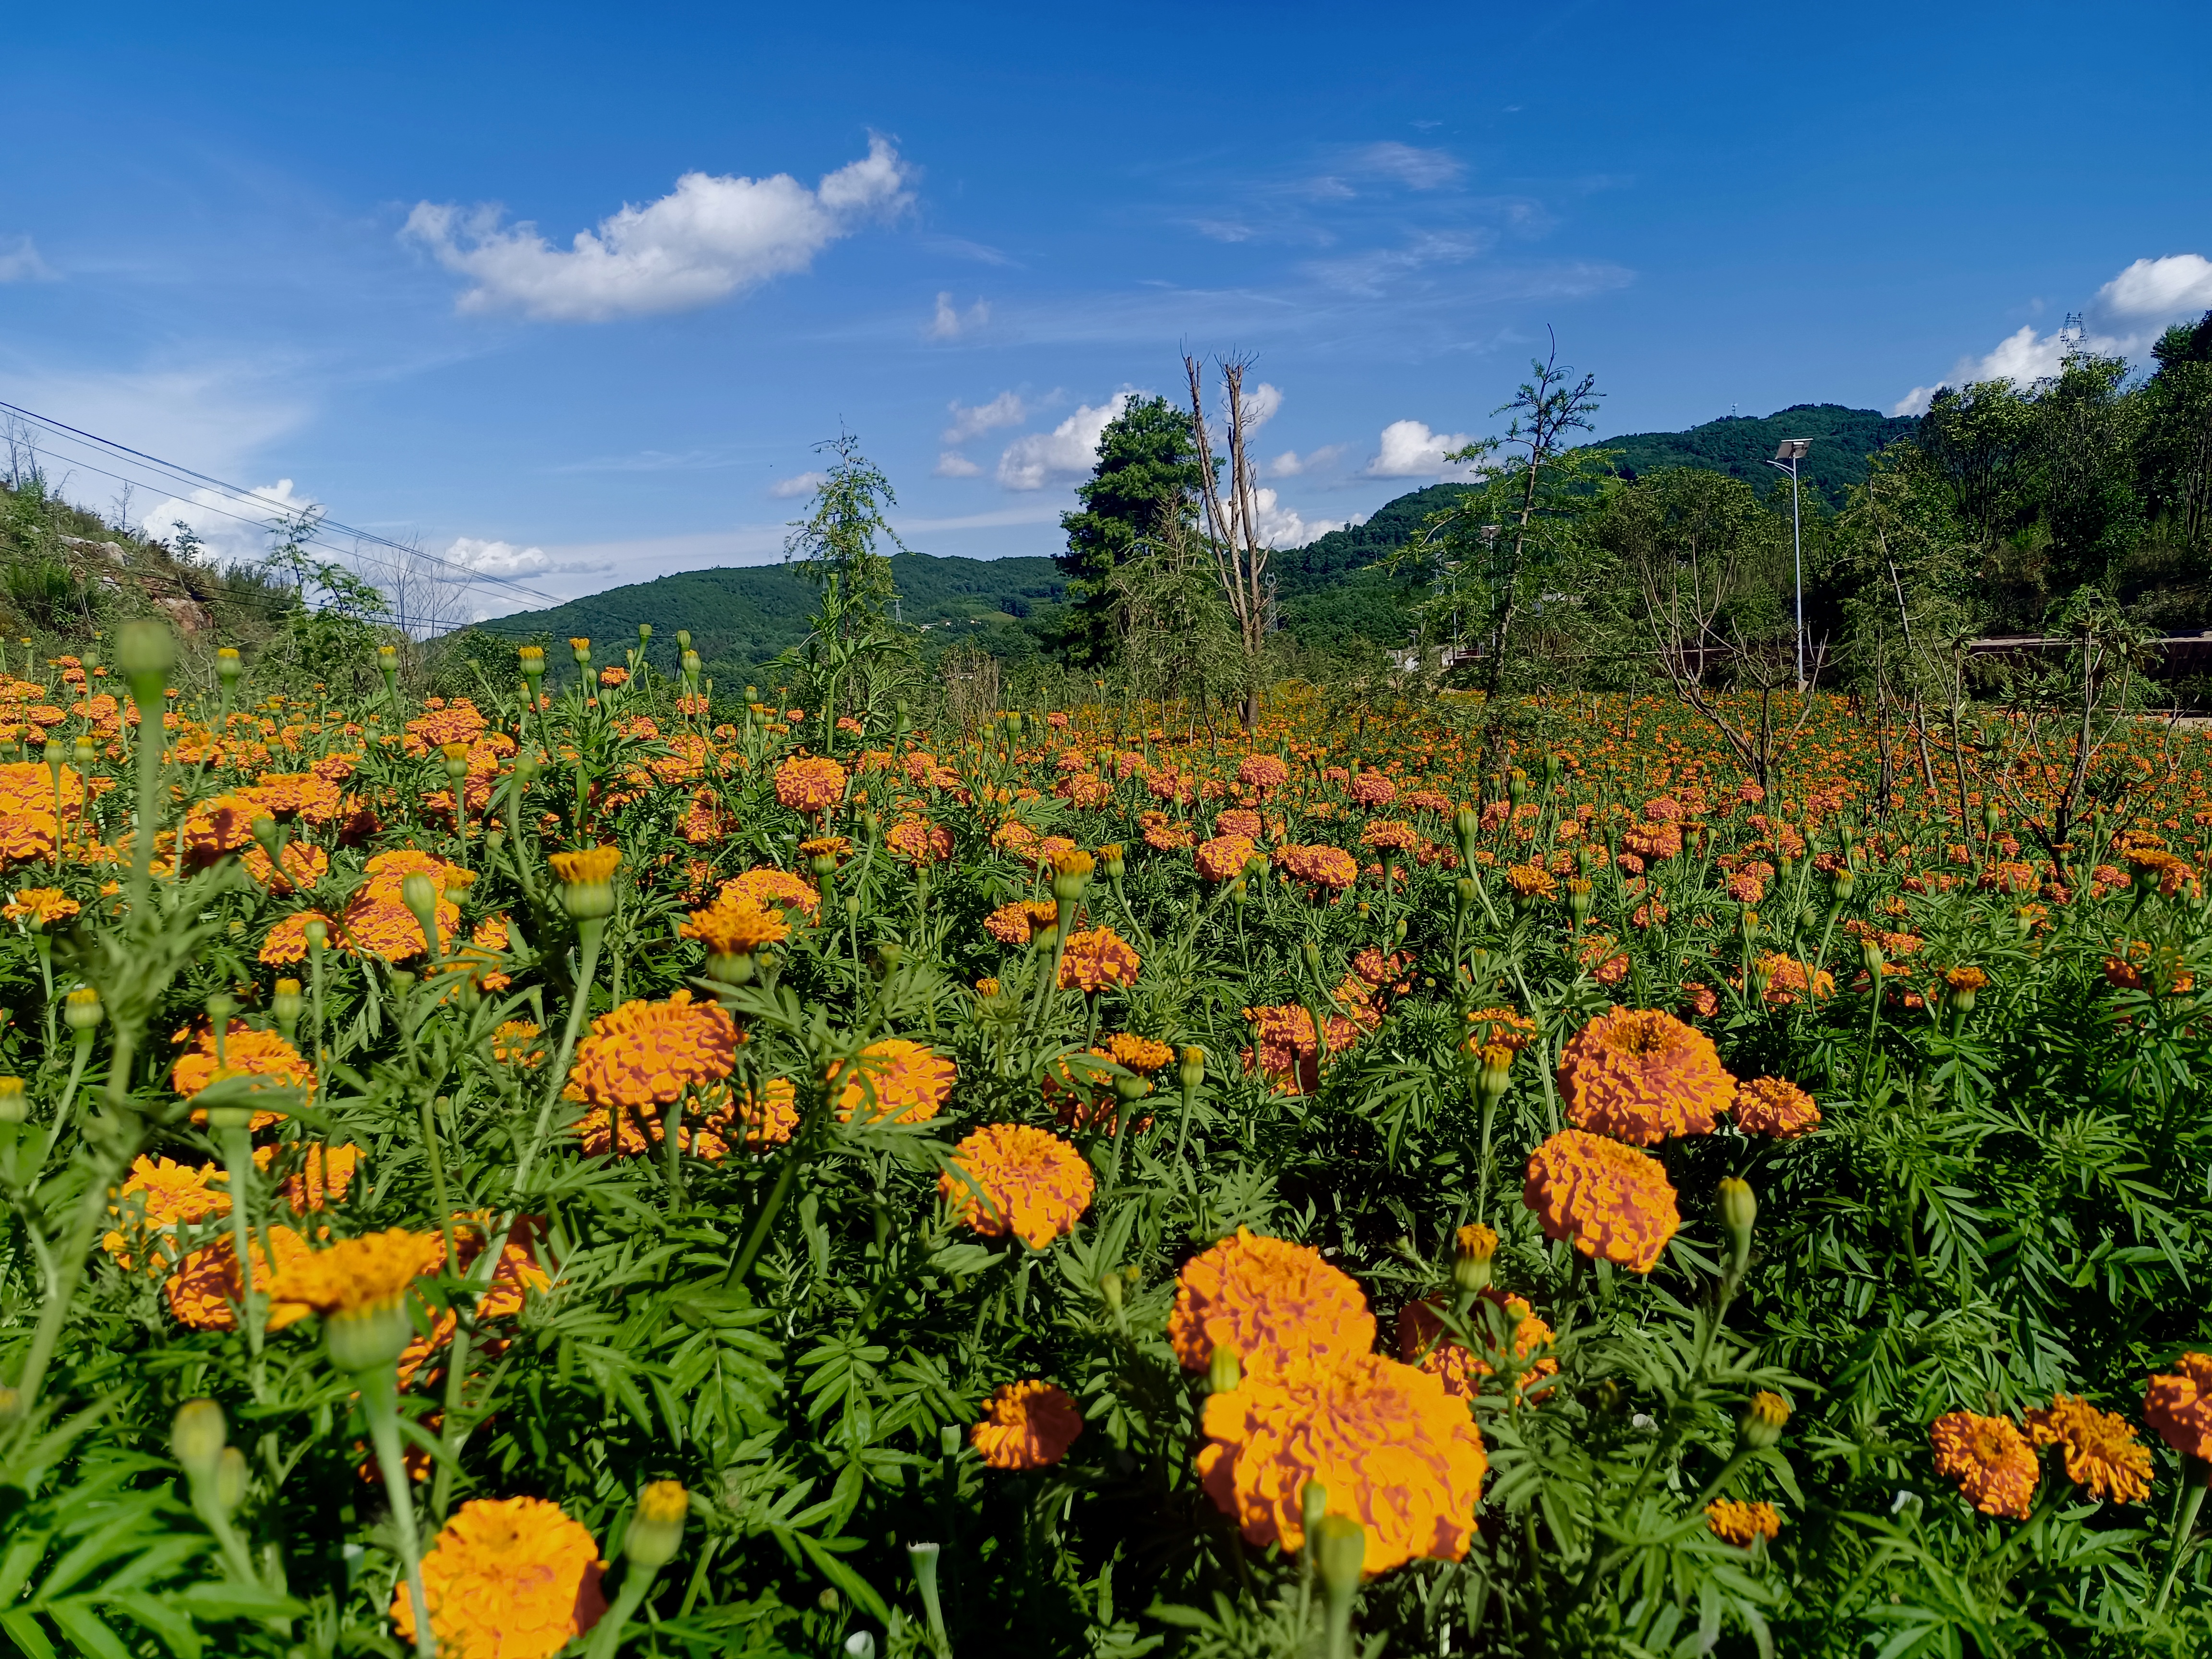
[475, 551, 1067, 682]
[469, 405, 1915, 675]
[1599, 403, 1919, 508]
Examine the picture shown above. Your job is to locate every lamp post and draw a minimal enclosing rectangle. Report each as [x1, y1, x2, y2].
[1765, 439, 1812, 692]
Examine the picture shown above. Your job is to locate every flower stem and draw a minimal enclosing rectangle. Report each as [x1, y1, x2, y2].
[582, 1562, 662, 1659]
[2155, 1458, 2208, 1612]
[512, 919, 603, 1200]
[359, 1364, 435, 1658]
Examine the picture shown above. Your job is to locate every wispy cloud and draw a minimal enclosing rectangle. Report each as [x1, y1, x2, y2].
[767, 470, 831, 498]
[942, 389, 1030, 443]
[0, 236, 58, 283]
[925, 291, 991, 340]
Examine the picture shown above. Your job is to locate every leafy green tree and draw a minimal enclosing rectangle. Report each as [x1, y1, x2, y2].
[2139, 310, 2212, 558]
[781, 432, 913, 749]
[2028, 350, 2144, 596]
[1056, 395, 1206, 667]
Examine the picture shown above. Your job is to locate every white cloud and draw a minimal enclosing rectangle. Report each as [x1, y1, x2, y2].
[0, 361, 310, 481]
[768, 470, 831, 499]
[1266, 443, 1348, 479]
[141, 479, 320, 565]
[941, 390, 1028, 443]
[996, 394, 1132, 491]
[934, 451, 982, 478]
[0, 236, 57, 282]
[1367, 419, 1477, 478]
[925, 292, 991, 340]
[1306, 231, 1489, 296]
[2096, 254, 2212, 319]
[1238, 381, 1284, 431]
[1228, 485, 1351, 549]
[403, 136, 913, 322]
[1894, 252, 2212, 413]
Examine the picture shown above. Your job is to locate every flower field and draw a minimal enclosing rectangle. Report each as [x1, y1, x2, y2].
[2, 620, 2211, 1658]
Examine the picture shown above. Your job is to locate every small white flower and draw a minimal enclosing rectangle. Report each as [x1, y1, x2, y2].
[1631, 1412, 1656, 1430]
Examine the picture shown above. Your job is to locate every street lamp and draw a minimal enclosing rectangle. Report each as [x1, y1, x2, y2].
[1764, 439, 1812, 692]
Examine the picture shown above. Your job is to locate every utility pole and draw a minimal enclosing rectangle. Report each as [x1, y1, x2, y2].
[1765, 439, 1812, 692]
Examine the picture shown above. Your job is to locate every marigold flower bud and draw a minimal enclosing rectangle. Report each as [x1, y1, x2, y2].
[1209, 1345, 1241, 1395]
[304, 918, 328, 954]
[1475, 1044, 1513, 1108]
[571, 637, 592, 669]
[1567, 878, 1593, 923]
[1051, 849, 1094, 902]
[171, 1398, 227, 1480]
[1098, 1271, 1123, 1314]
[637, 622, 653, 648]
[214, 1445, 249, 1515]
[625, 1480, 688, 1571]
[1313, 1513, 1366, 1630]
[0, 1078, 24, 1124]
[325, 1301, 414, 1373]
[551, 845, 621, 921]
[64, 986, 101, 1035]
[1718, 1177, 1756, 1279]
[1178, 1046, 1206, 1095]
[215, 646, 242, 684]
[1101, 843, 1125, 881]
[1741, 1390, 1790, 1450]
[1454, 877, 1478, 916]
[115, 620, 174, 708]
[1453, 1223, 1497, 1295]
[1833, 868, 1856, 901]
[271, 978, 303, 1037]
[518, 644, 545, 679]
[683, 649, 702, 679]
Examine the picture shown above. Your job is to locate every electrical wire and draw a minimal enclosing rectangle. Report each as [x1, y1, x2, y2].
[0, 397, 572, 612]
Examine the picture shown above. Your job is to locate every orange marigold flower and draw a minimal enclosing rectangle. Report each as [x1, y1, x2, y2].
[1216, 809, 1263, 839]
[1943, 964, 1989, 994]
[1139, 810, 1193, 851]
[1168, 1227, 1375, 1379]
[680, 896, 788, 954]
[2144, 1352, 2212, 1460]
[4, 887, 78, 926]
[1930, 1411, 2038, 1518]
[1196, 833, 1258, 882]
[393, 1496, 606, 1659]
[1705, 1500, 1781, 1547]
[103, 1154, 230, 1271]
[1360, 818, 1418, 854]
[1106, 1032, 1173, 1073]
[1465, 1007, 1538, 1053]
[729, 1077, 799, 1147]
[547, 845, 621, 887]
[1059, 926, 1140, 992]
[1523, 1129, 1680, 1273]
[1396, 1290, 1557, 1399]
[1748, 952, 1834, 1006]
[1241, 1002, 1362, 1095]
[719, 866, 820, 918]
[985, 900, 1060, 945]
[1558, 1007, 1735, 1146]
[260, 909, 337, 965]
[271, 1227, 445, 1317]
[1504, 863, 1557, 900]
[1348, 771, 1396, 807]
[565, 991, 737, 1110]
[1236, 754, 1289, 792]
[1198, 1352, 1487, 1576]
[172, 1022, 315, 1101]
[492, 1021, 545, 1068]
[774, 754, 847, 815]
[1731, 1076, 1821, 1139]
[253, 1141, 361, 1213]
[972, 1380, 1084, 1470]
[887, 817, 954, 864]
[831, 1038, 956, 1124]
[1274, 843, 1359, 892]
[2024, 1394, 2153, 1503]
[939, 1124, 1094, 1248]
[165, 1226, 316, 1331]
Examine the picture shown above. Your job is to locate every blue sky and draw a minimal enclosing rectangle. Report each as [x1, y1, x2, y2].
[3, 1, 2208, 619]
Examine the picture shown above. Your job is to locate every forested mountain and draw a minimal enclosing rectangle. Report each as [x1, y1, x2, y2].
[1600, 404, 1920, 507]
[476, 552, 1066, 684]
[463, 405, 1924, 678]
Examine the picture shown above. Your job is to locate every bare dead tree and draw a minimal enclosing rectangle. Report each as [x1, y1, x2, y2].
[1185, 353, 1273, 731]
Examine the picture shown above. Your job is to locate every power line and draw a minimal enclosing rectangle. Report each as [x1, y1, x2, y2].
[0, 397, 571, 611]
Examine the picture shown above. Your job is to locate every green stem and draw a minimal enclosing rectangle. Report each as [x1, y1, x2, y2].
[15, 1135, 133, 1411]
[218, 1125, 267, 1398]
[359, 1365, 434, 1658]
[39, 1042, 92, 1166]
[2155, 1462, 2208, 1612]
[727, 1142, 804, 1286]
[512, 921, 604, 1200]
[583, 1563, 662, 1659]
